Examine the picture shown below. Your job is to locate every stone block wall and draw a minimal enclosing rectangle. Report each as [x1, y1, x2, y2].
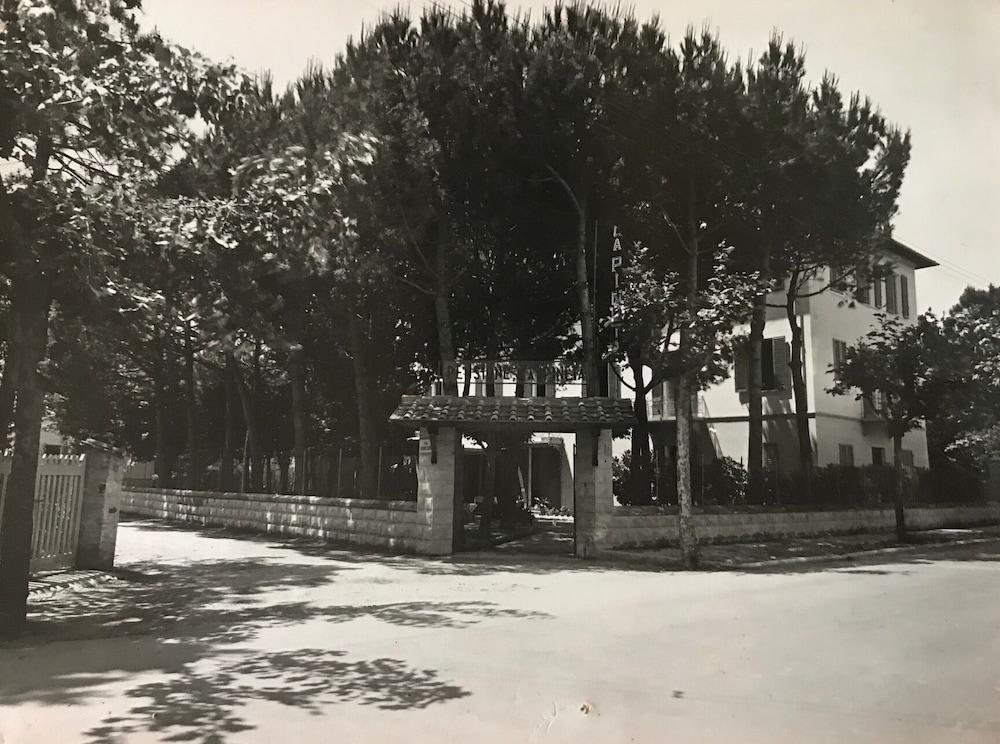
[122, 488, 433, 554]
[594, 502, 1000, 549]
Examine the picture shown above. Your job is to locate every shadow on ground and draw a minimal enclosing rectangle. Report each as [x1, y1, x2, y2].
[1, 520, 555, 743]
[83, 648, 469, 744]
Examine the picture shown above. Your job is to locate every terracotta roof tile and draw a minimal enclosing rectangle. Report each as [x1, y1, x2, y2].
[389, 395, 636, 430]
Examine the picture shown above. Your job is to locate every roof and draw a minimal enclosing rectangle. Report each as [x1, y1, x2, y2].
[389, 395, 637, 432]
[885, 238, 938, 270]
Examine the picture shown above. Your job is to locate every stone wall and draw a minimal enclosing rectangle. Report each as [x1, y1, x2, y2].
[122, 488, 434, 554]
[593, 503, 1000, 549]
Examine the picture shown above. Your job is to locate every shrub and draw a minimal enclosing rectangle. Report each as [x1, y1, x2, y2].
[695, 456, 748, 506]
[613, 449, 656, 506]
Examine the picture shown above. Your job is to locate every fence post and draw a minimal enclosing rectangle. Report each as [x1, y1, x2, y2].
[76, 440, 126, 570]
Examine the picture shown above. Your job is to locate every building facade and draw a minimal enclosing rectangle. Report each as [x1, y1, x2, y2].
[646, 239, 938, 474]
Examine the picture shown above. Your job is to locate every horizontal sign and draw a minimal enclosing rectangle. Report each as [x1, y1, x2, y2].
[441, 360, 583, 385]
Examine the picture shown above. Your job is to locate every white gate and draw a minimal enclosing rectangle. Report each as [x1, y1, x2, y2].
[0, 454, 86, 573]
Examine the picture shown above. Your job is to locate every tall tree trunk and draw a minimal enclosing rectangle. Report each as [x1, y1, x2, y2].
[348, 311, 378, 500]
[231, 355, 260, 493]
[218, 362, 239, 492]
[0, 264, 49, 633]
[747, 257, 769, 502]
[240, 430, 249, 493]
[278, 452, 290, 494]
[153, 325, 172, 488]
[547, 166, 598, 397]
[183, 321, 198, 489]
[892, 432, 907, 541]
[484, 338, 497, 398]
[0, 343, 15, 450]
[264, 453, 274, 493]
[629, 352, 652, 504]
[248, 342, 264, 491]
[289, 342, 308, 495]
[675, 205, 700, 569]
[462, 360, 472, 397]
[435, 219, 458, 396]
[785, 274, 813, 500]
[478, 341, 499, 534]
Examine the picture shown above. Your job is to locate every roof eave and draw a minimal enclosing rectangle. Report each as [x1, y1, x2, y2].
[886, 238, 938, 270]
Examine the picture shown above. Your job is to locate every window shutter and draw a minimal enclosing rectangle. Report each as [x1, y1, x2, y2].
[874, 278, 883, 308]
[856, 282, 870, 304]
[651, 381, 663, 417]
[832, 339, 844, 372]
[885, 274, 898, 314]
[900, 275, 910, 318]
[771, 337, 791, 390]
[734, 343, 748, 391]
[839, 444, 855, 467]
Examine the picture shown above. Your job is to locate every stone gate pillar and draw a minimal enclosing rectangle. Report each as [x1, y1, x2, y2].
[416, 426, 461, 555]
[76, 440, 126, 570]
[574, 427, 613, 558]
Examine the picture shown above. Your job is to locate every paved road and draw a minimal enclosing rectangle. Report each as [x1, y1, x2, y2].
[1, 519, 999, 744]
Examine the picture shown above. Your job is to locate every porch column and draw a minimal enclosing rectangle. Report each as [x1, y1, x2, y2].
[76, 441, 126, 570]
[416, 425, 460, 555]
[574, 427, 613, 558]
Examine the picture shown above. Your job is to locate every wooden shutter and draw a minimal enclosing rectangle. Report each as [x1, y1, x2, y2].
[839, 444, 854, 467]
[900, 275, 910, 318]
[651, 381, 663, 417]
[734, 342, 748, 391]
[885, 274, 898, 314]
[771, 337, 791, 390]
[856, 282, 870, 304]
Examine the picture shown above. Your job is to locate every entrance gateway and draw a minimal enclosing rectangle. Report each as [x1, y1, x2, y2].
[389, 395, 635, 557]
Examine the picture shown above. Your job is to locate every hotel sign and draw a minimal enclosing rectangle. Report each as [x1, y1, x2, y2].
[441, 360, 583, 385]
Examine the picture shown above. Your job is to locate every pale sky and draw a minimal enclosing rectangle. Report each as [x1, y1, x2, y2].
[142, 0, 1000, 314]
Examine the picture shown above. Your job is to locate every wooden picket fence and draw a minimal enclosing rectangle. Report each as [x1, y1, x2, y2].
[0, 453, 87, 573]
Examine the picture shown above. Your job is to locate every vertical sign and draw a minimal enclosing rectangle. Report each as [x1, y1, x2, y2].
[610, 225, 624, 345]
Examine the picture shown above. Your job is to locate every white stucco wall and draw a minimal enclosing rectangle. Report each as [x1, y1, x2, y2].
[641, 249, 930, 472]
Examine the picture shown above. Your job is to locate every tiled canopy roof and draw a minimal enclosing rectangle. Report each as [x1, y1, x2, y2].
[389, 396, 636, 431]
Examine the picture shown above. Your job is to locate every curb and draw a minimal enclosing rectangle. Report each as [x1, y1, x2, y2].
[720, 535, 1000, 569]
[595, 534, 1000, 571]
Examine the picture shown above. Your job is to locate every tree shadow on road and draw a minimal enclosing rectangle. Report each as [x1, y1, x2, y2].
[1, 531, 552, 742]
[83, 647, 470, 744]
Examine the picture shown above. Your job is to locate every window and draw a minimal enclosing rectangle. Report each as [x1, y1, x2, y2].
[735, 338, 790, 392]
[871, 447, 885, 466]
[761, 337, 776, 390]
[900, 275, 910, 318]
[42, 444, 62, 456]
[856, 281, 870, 305]
[764, 443, 780, 473]
[839, 444, 855, 467]
[863, 390, 884, 418]
[832, 339, 848, 373]
[885, 273, 898, 314]
[651, 381, 663, 416]
[874, 278, 883, 308]
[829, 264, 851, 294]
[899, 449, 915, 470]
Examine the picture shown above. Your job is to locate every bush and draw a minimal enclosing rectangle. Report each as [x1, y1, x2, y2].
[613, 449, 656, 506]
[695, 457, 748, 506]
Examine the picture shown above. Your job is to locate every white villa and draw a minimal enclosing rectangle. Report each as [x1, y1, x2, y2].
[436, 238, 937, 507]
[647, 238, 938, 474]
